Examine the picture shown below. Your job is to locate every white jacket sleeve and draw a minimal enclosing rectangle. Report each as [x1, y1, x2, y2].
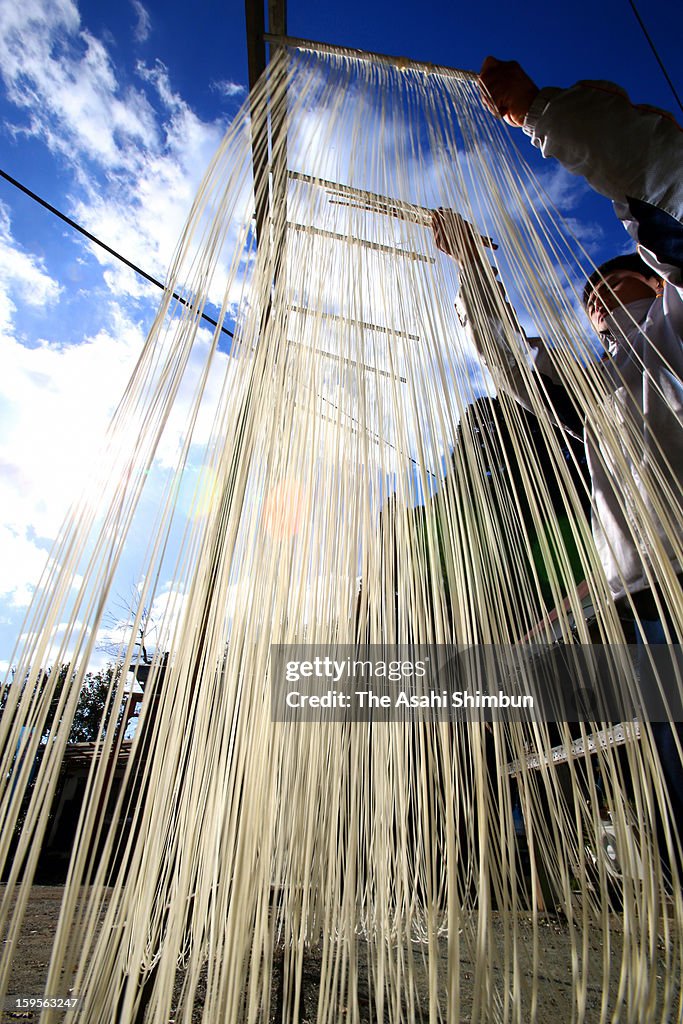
[523, 82, 683, 282]
[458, 262, 583, 439]
[523, 81, 683, 224]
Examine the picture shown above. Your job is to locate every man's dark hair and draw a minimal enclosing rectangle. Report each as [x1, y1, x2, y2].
[582, 252, 659, 309]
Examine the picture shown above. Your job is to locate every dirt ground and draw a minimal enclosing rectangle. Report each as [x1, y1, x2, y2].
[1, 887, 679, 1023]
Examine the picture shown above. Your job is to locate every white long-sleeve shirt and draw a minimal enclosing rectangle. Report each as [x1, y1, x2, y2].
[522, 81, 683, 600]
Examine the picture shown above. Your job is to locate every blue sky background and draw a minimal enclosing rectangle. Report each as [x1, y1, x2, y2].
[0, 0, 680, 668]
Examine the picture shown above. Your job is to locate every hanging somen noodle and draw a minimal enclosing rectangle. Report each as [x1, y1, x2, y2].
[1, 43, 681, 1023]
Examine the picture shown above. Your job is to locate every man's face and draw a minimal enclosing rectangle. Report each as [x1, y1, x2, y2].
[586, 269, 661, 333]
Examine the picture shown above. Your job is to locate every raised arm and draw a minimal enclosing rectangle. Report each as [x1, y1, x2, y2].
[432, 210, 582, 438]
[479, 57, 683, 279]
[432, 208, 526, 371]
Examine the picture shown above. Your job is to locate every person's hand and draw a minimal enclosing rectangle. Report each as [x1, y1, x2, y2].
[479, 56, 539, 127]
[431, 209, 481, 263]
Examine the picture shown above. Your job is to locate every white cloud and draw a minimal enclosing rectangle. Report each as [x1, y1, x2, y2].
[0, 1, 158, 173]
[0, 1, 234, 302]
[0, 525, 54, 608]
[0, 209, 72, 609]
[0, 302, 146, 603]
[130, 0, 151, 44]
[211, 79, 245, 100]
[0, 197, 240, 621]
[0, 202, 61, 332]
[70, 59, 230, 298]
[0, 286, 240, 612]
[0, 1, 251, 649]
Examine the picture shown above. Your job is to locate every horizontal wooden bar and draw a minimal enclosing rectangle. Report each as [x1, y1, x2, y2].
[288, 222, 434, 263]
[286, 336, 407, 382]
[287, 303, 419, 341]
[264, 33, 478, 81]
[290, 170, 428, 217]
[290, 172, 497, 249]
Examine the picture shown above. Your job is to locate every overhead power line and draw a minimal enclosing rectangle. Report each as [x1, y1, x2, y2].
[0, 166, 235, 340]
[628, 0, 683, 117]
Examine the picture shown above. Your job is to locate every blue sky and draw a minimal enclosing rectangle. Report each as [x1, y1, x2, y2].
[0, 0, 680, 669]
